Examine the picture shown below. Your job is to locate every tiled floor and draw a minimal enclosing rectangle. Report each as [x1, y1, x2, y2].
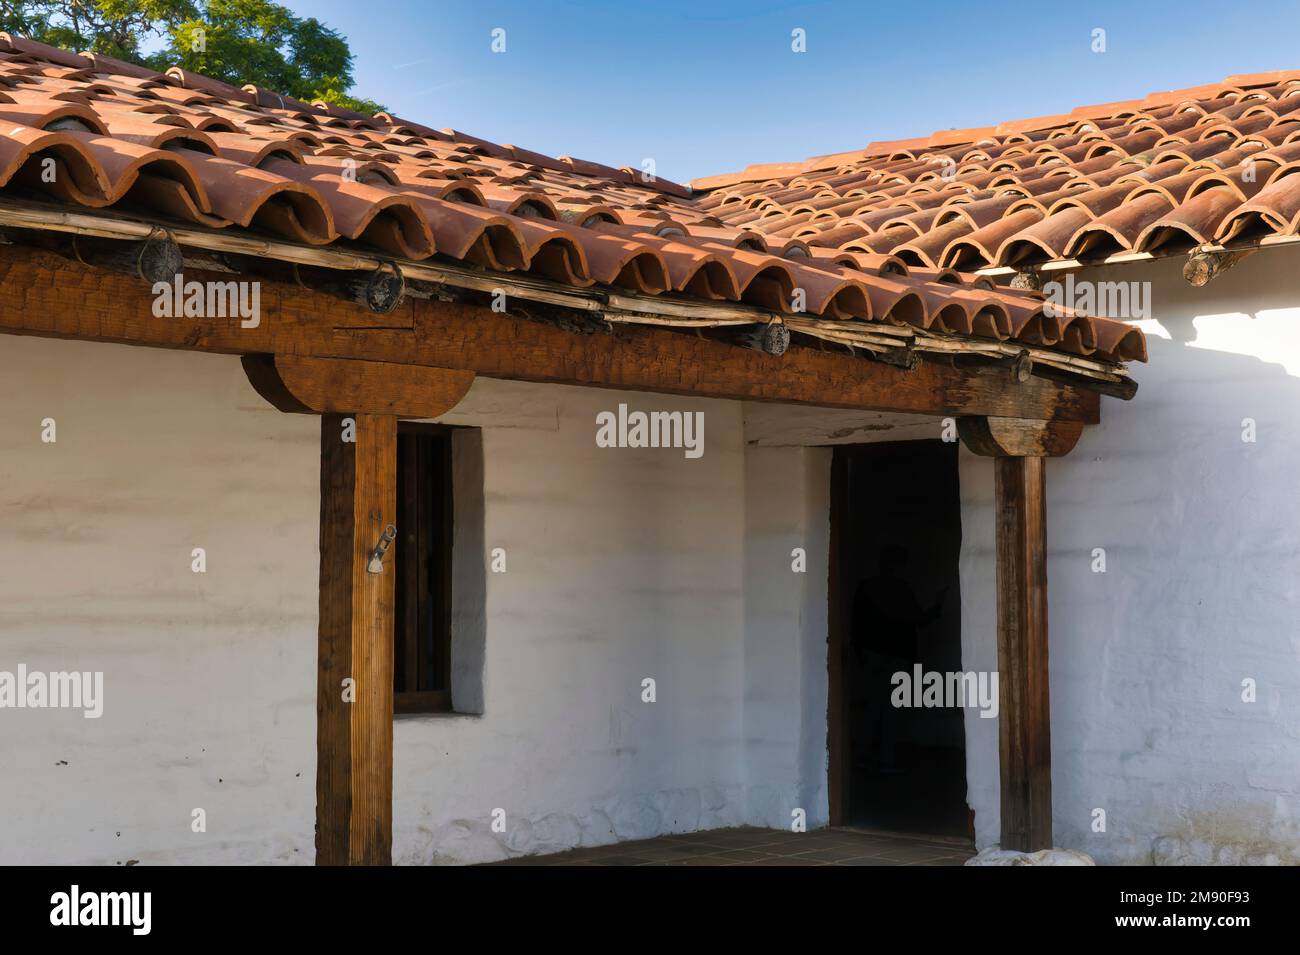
[489, 826, 974, 866]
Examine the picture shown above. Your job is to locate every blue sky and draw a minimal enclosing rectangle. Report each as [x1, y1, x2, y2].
[300, 0, 1298, 183]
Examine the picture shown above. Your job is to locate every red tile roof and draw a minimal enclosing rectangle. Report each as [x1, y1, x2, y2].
[0, 32, 1145, 368]
[691, 71, 1300, 275]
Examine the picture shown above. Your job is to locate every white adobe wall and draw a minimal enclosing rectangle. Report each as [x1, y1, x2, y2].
[0, 335, 827, 865]
[740, 444, 832, 830]
[0, 338, 320, 865]
[393, 380, 749, 863]
[14, 247, 1294, 867]
[961, 249, 1300, 865]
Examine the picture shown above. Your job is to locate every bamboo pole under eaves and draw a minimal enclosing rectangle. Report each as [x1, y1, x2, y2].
[0, 196, 1132, 388]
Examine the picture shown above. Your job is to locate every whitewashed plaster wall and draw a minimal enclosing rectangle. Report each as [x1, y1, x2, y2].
[11, 246, 1295, 868]
[740, 444, 831, 830]
[0, 335, 823, 865]
[0, 337, 320, 865]
[393, 381, 749, 864]
[961, 250, 1300, 864]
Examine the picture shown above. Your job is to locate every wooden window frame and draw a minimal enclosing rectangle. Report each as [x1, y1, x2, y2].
[393, 422, 455, 716]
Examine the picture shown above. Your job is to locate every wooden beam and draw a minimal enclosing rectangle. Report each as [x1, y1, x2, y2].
[0, 245, 1100, 422]
[242, 354, 474, 418]
[1183, 248, 1254, 287]
[958, 416, 1084, 457]
[316, 413, 397, 866]
[994, 455, 1052, 852]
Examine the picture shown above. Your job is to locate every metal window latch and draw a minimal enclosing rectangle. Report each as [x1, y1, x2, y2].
[367, 524, 397, 574]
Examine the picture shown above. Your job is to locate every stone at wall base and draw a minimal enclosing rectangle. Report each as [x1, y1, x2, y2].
[965, 846, 1096, 866]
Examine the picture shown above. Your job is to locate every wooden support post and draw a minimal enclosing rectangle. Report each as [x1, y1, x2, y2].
[316, 412, 397, 865]
[994, 454, 1052, 852]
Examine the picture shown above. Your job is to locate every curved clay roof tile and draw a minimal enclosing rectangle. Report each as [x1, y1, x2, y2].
[0, 100, 107, 134]
[260, 158, 434, 258]
[0, 126, 111, 203]
[941, 208, 1045, 269]
[1135, 186, 1244, 252]
[995, 207, 1094, 267]
[1063, 192, 1173, 258]
[0, 34, 93, 70]
[0, 35, 1156, 364]
[1216, 171, 1300, 240]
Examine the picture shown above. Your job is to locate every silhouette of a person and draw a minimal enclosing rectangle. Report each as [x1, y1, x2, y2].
[851, 544, 946, 772]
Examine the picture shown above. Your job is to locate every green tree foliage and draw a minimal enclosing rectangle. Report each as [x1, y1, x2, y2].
[3, 1, 194, 59]
[1, 0, 381, 113]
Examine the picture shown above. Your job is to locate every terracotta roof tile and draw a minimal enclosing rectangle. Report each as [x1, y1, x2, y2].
[691, 71, 1300, 353]
[0, 34, 1146, 368]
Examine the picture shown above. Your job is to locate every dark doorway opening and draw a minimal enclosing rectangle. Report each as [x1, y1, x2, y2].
[829, 440, 969, 839]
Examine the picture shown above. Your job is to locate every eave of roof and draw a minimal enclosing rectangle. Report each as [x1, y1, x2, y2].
[0, 30, 1145, 390]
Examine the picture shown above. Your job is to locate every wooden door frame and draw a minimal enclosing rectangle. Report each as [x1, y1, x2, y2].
[827, 450, 850, 826]
[828, 419, 1078, 847]
[826, 440, 967, 831]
